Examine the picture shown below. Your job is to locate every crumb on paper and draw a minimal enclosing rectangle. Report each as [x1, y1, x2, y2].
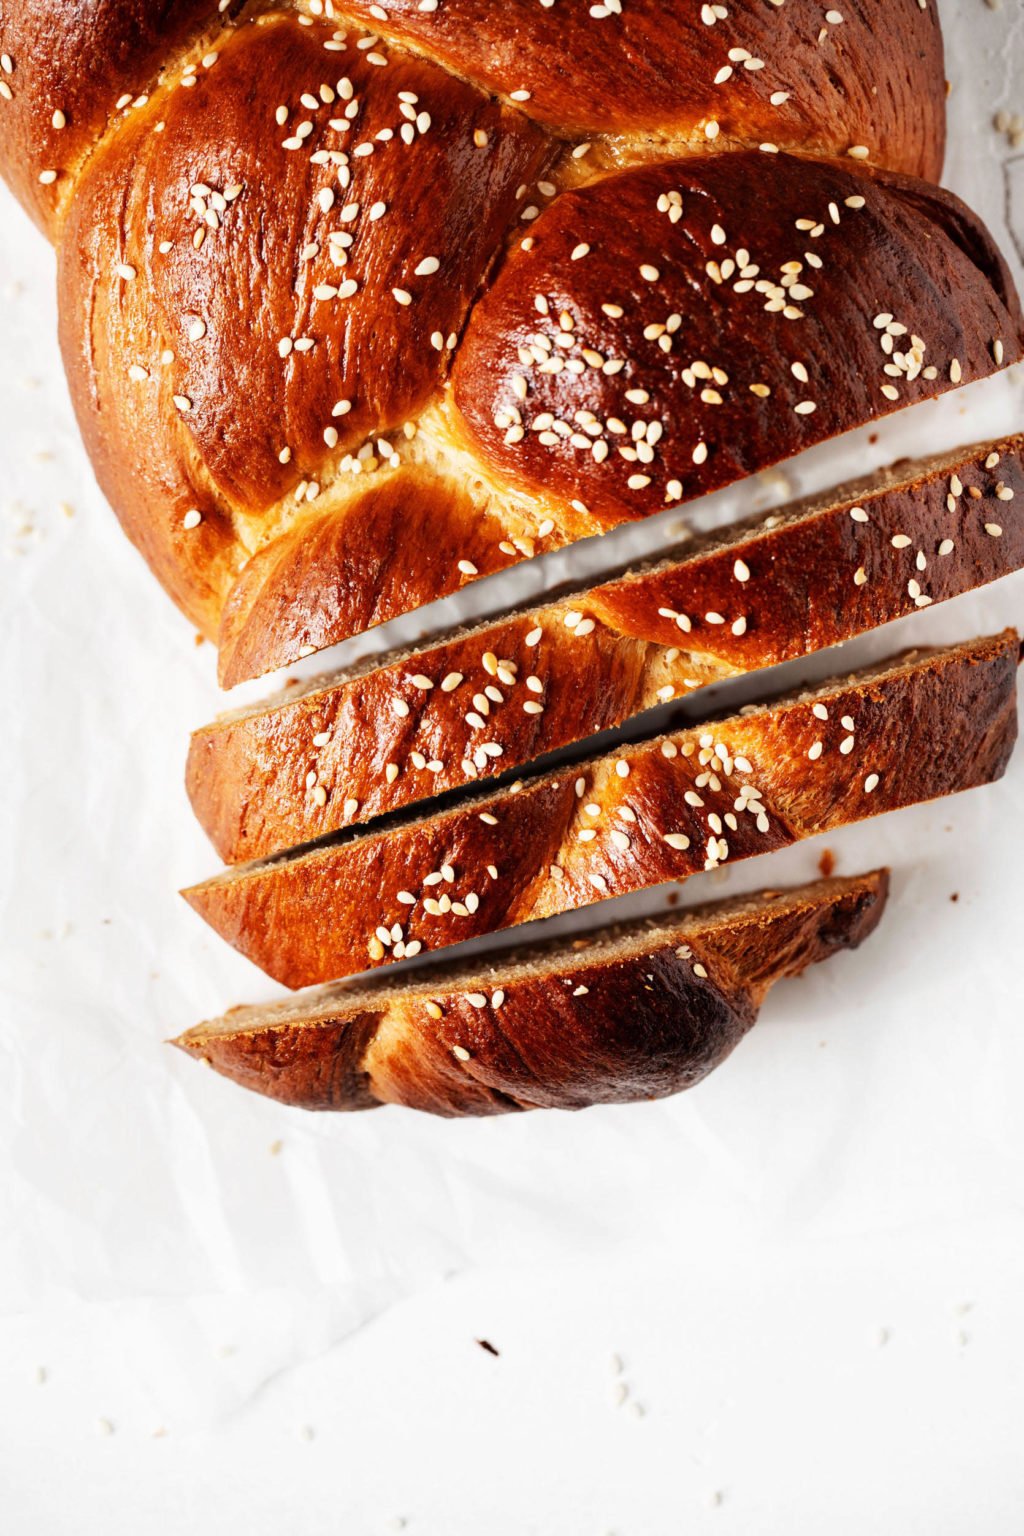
[818, 848, 836, 879]
[993, 110, 1024, 150]
[476, 1338, 500, 1357]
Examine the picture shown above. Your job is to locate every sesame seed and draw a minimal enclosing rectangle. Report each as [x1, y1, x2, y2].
[864, 773, 880, 793]
[182, 509, 202, 530]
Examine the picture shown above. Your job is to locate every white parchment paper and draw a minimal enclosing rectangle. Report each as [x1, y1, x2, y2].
[1, 3, 1023, 1529]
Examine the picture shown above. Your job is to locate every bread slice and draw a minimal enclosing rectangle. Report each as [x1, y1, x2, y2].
[174, 870, 889, 1118]
[182, 630, 1018, 990]
[188, 436, 1024, 864]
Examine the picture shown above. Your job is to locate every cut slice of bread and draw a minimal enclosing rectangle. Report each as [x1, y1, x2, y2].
[182, 630, 1018, 990]
[174, 869, 889, 1117]
[188, 435, 1024, 864]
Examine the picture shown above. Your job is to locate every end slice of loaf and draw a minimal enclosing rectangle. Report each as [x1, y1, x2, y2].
[188, 435, 1024, 864]
[182, 630, 1018, 990]
[174, 869, 889, 1118]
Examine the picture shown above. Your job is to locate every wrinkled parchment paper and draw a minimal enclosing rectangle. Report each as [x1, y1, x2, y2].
[2, 3, 1023, 1527]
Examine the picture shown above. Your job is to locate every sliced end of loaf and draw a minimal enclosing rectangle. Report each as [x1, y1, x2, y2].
[174, 869, 889, 1117]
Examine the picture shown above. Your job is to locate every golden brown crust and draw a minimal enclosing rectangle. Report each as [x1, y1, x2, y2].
[9, 0, 1012, 685]
[188, 436, 1024, 865]
[215, 466, 522, 687]
[55, 10, 550, 636]
[174, 869, 889, 1116]
[0, 0, 242, 235]
[185, 147, 1024, 680]
[211, 146, 1022, 682]
[182, 632, 1018, 989]
[453, 154, 1022, 525]
[332, 0, 946, 176]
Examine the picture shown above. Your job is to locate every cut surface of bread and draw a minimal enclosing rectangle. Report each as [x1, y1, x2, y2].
[174, 869, 889, 1117]
[182, 631, 1019, 990]
[188, 435, 1024, 864]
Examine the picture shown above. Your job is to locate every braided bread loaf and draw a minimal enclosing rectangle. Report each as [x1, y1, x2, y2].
[2, 1, 1019, 687]
[174, 869, 889, 1116]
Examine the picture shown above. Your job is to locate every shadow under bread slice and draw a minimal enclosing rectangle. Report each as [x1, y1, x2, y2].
[188, 435, 1024, 865]
[182, 630, 1018, 990]
[174, 870, 889, 1118]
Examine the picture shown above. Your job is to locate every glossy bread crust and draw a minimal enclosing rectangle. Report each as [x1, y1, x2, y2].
[56, 10, 549, 637]
[334, 0, 946, 174]
[5, 0, 1009, 683]
[174, 870, 889, 1117]
[453, 154, 1021, 524]
[182, 632, 1019, 989]
[187, 436, 1024, 864]
[0, 0, 241, 234]
[215, 466, 524, 687]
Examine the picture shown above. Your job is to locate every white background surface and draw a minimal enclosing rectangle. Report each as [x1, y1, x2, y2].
[2, 3, 1024, 1530]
